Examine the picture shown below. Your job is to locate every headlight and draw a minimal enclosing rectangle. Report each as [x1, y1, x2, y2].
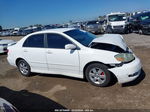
[114, 53, 135, 62]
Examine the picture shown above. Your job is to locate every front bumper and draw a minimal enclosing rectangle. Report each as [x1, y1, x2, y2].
[86, 28, 99, 33]
[142, 27, 150, 34]
[108, 57, 142, 84]
[111, 25, 127, 33]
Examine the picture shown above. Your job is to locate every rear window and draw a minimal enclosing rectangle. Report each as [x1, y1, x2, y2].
[90, 42, 125, 53]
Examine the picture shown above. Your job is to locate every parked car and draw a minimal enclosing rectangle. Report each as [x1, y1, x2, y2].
[0, 39, 16, 53]
[43, 25, 55, 30]
[129, 11, 150, 34]
[104, 12, 130, 33]
[0, 98, 19, 112]
[0, 31, 11, 36]
[84, 20, 104, 34]
[7, 28, 141, 87]
[12, 28, 23, 36]
[68, 22, 81, 29]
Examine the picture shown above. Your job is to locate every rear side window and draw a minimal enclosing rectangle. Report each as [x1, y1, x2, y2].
[47, 33, 72, 49]
[23, 34, 44, 48]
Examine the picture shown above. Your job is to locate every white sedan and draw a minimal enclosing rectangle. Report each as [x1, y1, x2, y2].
[0, 39, 16, 53]
[7, 28, 142, 87]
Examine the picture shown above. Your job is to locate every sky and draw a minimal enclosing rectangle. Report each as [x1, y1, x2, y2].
[0, 0, 150, 29]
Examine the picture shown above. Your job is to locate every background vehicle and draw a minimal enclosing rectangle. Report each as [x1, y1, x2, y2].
[84, 20, 104, 34]
[67, 22, 82, 29]
[129, 11, 150, 34]
[0, 39, 16, 53]
[104, 12, 129, 33]
[12, 28, 20, 36]
[7, 28, 141, 87]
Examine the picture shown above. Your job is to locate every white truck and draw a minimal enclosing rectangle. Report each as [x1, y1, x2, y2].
[103, 12, 129, 33]
[12, 28, 20, 35]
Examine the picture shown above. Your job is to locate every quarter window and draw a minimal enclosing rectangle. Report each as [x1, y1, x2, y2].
[23, 34, 44, 48]
[47, 34, 72, 49]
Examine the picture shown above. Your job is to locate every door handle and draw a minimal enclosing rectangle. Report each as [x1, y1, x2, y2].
[46, 51, 52, 54]
[23, 50, 28, 52]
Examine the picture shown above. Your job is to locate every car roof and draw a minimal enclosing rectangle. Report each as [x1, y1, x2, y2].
[133, 11, 150, 17]
[107, 12, 126, 16]
[32, 28, 75, 35]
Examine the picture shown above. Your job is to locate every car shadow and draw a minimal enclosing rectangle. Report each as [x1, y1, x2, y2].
[37, 73, 88, 82]
[122, 69, 146, 87]
[37, 73, 117, 87]
[0, 86, 67, 112]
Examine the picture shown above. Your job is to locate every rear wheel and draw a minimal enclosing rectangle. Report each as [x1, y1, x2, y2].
[17, 60, 31, 77]
[139, 29, 143, 35]
[85, 63, 111, 87]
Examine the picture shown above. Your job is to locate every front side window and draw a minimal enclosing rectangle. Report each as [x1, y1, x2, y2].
[140, 13, 150, 21]
[23, 34, 44, 48]
[47, 33, 72, 49]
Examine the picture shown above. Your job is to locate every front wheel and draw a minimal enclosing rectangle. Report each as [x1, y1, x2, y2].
[85, 63, 111, 87]
[17, 60, 31, 77]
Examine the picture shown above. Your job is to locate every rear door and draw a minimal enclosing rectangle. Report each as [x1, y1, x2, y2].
[22, 34, 48, 72]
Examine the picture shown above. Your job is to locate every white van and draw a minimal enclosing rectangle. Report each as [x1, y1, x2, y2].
[103, 12, 129, 33]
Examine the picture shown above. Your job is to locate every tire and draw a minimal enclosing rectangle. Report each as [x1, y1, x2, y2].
[17, 59, 31, 77]
[85, 63, 111, 87]
[139, 29, 143, 35]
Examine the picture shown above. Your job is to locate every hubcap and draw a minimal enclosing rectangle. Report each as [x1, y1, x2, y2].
[19, 62, 29, 75]
[89, 68, 106, 85]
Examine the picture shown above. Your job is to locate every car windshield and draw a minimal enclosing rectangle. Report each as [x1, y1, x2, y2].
[64, 29, 96, 47]
[87, 21, 97, 25]
[140, 13, 150, 21]
[108, 14, 126, 22]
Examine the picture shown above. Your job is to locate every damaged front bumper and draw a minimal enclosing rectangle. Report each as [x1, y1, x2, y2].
[108, 57, 142, 84]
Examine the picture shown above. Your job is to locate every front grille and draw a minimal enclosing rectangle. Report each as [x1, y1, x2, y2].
[113, 25, 124, 29]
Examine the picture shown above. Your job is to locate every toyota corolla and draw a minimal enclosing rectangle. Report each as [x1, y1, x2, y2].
[7, 28, 142, 87]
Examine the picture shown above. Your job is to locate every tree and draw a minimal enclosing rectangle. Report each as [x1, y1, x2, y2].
[0, 26, 2, 31]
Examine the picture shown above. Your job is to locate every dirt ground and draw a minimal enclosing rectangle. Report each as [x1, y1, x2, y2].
[0, 33, 150, 111]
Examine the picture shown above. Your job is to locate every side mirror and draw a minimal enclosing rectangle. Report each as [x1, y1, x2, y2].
[65, 44, 77, 50]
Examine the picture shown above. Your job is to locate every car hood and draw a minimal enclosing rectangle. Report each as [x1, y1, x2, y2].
[0, 39, 15, 44]
[86, 24, 98, 28]
[91, 34, 127, 51]
[110, 21, 126, 26]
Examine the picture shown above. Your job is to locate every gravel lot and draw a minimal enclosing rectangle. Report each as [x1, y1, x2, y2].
[0, 33, 150, 111]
